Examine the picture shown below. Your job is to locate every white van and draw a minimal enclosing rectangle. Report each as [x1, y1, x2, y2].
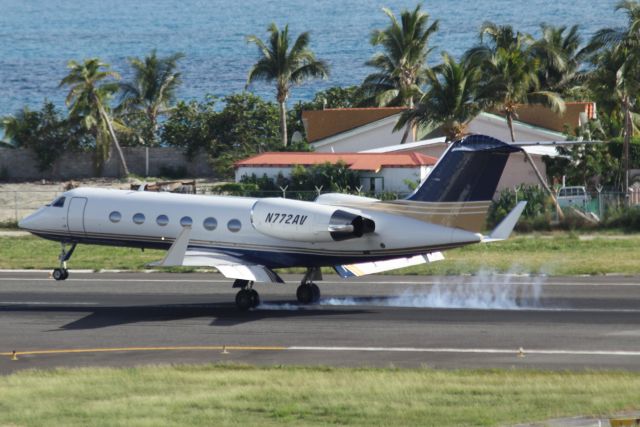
[557, 186, 589, 209]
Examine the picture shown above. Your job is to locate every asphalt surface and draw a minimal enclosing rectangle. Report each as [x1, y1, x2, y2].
[0, 271, 639, 373]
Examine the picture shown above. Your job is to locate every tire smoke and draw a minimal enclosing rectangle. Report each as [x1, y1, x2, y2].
[321, 270, 545, 310]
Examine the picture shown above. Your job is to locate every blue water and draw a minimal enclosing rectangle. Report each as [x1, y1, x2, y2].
[0, 0, 624, 117]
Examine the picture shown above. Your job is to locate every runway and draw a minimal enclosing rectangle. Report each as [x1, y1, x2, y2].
[1, 271, 639, 373]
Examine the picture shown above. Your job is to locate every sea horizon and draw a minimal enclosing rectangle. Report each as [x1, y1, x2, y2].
[0, 0, 624, 117]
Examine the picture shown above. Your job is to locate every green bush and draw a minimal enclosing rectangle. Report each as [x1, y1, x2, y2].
[487, 185, 553, 230]
[602, 205, 640, 231]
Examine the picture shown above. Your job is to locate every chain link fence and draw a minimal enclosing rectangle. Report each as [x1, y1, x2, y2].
[0, 191, 63, 223]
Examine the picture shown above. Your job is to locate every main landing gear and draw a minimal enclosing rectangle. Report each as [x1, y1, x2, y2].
[296, 267, 321, 304]
[52, 242, 76, 281]
[233, 279, 260, 311]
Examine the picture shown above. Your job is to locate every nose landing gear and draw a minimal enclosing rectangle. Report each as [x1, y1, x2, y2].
[296, 267, 321, 304]
[52, 243, 76, 281]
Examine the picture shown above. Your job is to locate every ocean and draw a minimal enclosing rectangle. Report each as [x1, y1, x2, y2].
[0, 0, 624, 117]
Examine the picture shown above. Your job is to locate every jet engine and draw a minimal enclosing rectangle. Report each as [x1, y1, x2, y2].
[251, 198, 375, 242]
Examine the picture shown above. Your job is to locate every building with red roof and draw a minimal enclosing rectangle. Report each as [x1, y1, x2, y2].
[235, 152, 437, 194]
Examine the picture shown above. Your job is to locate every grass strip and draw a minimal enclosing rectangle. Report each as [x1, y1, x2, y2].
[2, 233, 640, 275]
[0, 364, 638, 426]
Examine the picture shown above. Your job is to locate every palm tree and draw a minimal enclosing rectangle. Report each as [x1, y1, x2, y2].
[361, 5, 439, 108]
[590, 0, 640, 195]
[532, 24, 591, 94]
[246, 23, 329, 147]
[467, 22, 566, 216]
[395, 53, 482, 141]
[118, 50, 184, 145]
[363, 5, 439, 144]
[60, 58, 129, 175]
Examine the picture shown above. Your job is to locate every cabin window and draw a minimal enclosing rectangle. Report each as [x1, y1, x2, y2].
[227, 219, 241, 232]
[156, 215, 169, 226]
[203, 217, 217, 231]
[133, 213, 145, 225]
[51, 197, 66, 208]
[109, 211, 121, 223]
[180, 216, 193, 227]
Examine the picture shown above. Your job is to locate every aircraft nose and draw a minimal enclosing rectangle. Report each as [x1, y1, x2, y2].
[18, 211, 41, 230]
[18, 214, 33, 230]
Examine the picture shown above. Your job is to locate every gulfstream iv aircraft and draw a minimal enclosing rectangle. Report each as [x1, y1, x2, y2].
[19, 135, 527, 310]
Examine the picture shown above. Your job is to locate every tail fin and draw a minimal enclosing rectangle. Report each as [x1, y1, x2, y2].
[407, 135, 522, 203]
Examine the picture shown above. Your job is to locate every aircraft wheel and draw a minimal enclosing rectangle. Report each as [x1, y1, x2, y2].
[52, 268, 66, 281]
[235, 289, 253, 311]
[249, 289, 260, 308]
[296, 284, 315, 304]
[62, 269, 69, 280]
[310, 283, 320, 302]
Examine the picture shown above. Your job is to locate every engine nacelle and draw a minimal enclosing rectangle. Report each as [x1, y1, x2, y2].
[251, 198, 375, 242]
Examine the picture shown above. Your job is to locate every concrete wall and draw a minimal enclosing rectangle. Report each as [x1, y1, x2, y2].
[0, 147, 214, 181]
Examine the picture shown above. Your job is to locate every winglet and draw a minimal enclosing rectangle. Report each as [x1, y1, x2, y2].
[151, 226, 192, 266]
[482, 201, 527, 242]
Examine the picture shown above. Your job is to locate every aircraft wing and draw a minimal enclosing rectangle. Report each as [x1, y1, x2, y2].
[149, 226, 284, 283]
[334, 252, 444, 278]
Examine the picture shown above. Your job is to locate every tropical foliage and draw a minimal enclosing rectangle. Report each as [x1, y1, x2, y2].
[161, 92, 286, 177]
[246, 23, 329, 147]
[395, 53, 481, 141]
[361, 5, 438, 108]
[0, 102, 88, 172]
[59, 58, 129, 175]
[118, 50, 184, 145]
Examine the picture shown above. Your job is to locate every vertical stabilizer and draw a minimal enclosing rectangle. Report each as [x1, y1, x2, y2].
[407, 135, 522, 203]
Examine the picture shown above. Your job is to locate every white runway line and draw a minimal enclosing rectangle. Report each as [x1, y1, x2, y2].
[287, 346, 640, 357]
[0, 301, 97, 305]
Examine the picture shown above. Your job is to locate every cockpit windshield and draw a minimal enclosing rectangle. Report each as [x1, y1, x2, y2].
[47, 196, 66, 208]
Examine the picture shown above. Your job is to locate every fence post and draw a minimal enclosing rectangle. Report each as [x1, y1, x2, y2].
[596, 185, 603, 219]
[14, 192, 18, 222]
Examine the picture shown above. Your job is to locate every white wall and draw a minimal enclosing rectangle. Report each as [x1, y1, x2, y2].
[312, 118, 416, 153]
[496, 152, 547, 194]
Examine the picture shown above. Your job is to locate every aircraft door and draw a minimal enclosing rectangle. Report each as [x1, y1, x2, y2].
[67, 197, 87, 234]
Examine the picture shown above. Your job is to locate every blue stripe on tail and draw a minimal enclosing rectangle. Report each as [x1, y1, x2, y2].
[407, 135, 523, 203]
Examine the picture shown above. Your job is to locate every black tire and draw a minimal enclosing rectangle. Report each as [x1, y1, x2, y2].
[310, 283, 320, 303]
[249, 289, 260, 308]
[296, 284, 314, 304]
[235, 289, 253, 311]
[62, 269, 69, 280]
[52, 268, 65, 281]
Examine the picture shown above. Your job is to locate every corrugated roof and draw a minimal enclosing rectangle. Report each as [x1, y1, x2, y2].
[235, 152, 437, 172]
[302, 107, 407, 142]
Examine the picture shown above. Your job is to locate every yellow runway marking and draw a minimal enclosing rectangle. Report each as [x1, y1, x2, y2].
[1, 345, 286, 357]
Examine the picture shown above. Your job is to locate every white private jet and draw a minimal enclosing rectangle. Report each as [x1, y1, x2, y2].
[19, 134, 527, 310]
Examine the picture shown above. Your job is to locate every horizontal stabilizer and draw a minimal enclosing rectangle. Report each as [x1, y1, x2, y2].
[334, 252, 444, 278]
[483, 201, 527, 242]
[510, 140, 602, 147]
[152, 226, 192, 266]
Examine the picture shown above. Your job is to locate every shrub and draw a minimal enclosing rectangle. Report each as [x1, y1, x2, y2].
[487, 185, 553, 230]
[602, 205, 640, 231]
